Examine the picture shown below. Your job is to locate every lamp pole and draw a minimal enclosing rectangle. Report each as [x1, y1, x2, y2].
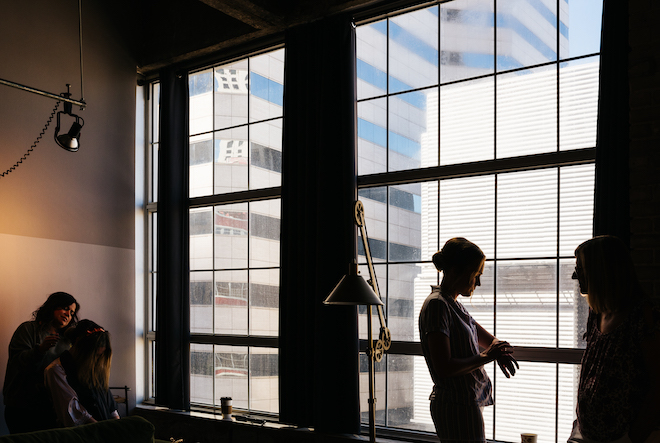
[366, 305, 377, 443]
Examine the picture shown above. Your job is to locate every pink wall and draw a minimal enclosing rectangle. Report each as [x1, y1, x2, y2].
[0, 0, 139, 433]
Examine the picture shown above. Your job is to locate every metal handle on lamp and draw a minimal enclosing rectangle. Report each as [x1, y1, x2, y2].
[354, 200, 391, 361]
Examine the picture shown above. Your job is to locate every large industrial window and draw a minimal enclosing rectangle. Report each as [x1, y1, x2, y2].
[147, 47, 284, 413]
[355, 1, 601, 442]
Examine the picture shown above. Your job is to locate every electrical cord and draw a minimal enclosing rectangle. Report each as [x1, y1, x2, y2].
[0, 101, 60, 178]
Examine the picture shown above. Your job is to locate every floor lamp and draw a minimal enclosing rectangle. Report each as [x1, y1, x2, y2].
[324, 201, 391, 443]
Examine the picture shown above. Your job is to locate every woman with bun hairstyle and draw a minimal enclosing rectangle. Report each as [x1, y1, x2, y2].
[3, 292, 79, 433]
[44, 319, 119, 426]
[419, 238, 518, 442]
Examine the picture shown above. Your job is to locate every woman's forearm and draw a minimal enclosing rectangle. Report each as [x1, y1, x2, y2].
[436, 353, 492, 378]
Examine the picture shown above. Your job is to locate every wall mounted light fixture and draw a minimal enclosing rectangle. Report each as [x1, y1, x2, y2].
[0, 0, 87, 177]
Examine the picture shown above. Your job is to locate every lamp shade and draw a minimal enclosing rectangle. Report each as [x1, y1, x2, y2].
[324, 263, 383, 306]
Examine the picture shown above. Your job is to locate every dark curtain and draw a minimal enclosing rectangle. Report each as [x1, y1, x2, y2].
[594, 0, 630, 245]
[155, 68, 191, 410]
[279, 15, 361, 434]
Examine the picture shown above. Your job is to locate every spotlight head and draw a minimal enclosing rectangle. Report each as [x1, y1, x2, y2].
[54, 112, 83, 152]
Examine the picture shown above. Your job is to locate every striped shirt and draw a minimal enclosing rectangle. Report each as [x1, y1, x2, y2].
[419, 286, 493, 406]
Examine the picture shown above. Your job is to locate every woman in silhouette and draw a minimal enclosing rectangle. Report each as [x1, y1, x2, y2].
[3, 292, 79, 433]
[45, 319, 119, 426]
[419, 238, 518, 442]
[569, 236, 660, 443]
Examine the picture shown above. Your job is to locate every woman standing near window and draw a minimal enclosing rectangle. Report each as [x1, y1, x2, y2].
[3, 292, 79, 433]
[419, 238, 518, 442]
[569, 236, 660, 443]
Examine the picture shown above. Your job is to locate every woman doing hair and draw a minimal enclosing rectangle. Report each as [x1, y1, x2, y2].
[33, 291, 80, 330]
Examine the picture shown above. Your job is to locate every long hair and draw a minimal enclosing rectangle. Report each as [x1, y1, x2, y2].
[575, 235, 645, 313]
[66, 319, 112, 391]
[32, 292, 80, 330]
[433, 237, 485, 294]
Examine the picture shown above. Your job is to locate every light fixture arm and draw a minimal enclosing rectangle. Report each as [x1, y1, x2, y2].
[354, 200, 391, 361]
[0, 78, 86, 109]
[0, 0, 86, 110]
[354, 200, 391, 443]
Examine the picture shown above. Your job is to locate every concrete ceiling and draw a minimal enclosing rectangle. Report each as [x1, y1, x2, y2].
[107, 0, 389, 76]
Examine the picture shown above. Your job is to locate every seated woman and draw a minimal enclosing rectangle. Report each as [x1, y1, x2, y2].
[44, 319, 119, 426]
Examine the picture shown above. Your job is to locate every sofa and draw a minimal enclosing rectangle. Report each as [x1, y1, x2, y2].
[0, 416, 169, 443]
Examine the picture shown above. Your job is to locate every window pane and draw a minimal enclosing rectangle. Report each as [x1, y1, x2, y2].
[497, 64, 557, 158]
[389, 184, 422, 262]
[214, 270, 248, 335]
[440, 0, 495, 83]
[496, 259, 557, 347]
[419, 181, 439, 259]
[190, 207, 213, 270]
[152, 83, 160, 144]
[190, 343, 214, 405]
[189, 69, 213, 135]
[359, 353, 386, 426]
[559, 164, 595, 256]
[214, 345, 249, 409]
[440, 76, 494, 165]
[249, 49, 284, 122]
[151, 142, 159, 203]
[463, 260, 495, 334]
[250, 119, 282, 189]
[386, 354, 417, 429]
[496, 0, 557, 71]
[151, 212, 158, 273]
[388, 263, 422, 342]
[249, 269, 279, 337]
[358, 188, 388, 265]
[559, 363, 581, 438]
[214, 61, 248, 130]
[497, 169, 557, 258]
[389, 7, 438, 93]
[440, 175, 495, 258]
[190, 134, 213, 198]
[249, 347, 279, 412]
[494, 361, 557, 443]
[214, 126, 249, 195]
[357, 20, 387, 101]
[559, 258, 589, 349]
[561, 0, 602, 60]
[190, 271, 213, 334]
[411, 355, 437, 432]
[388, 91, 427, 172]
[358, 98, 388, 175]
[249, 199, 281, 268]
[559, 57, 599, 151]
[214, 203, 248, 269]
[151, 273, 157, 332]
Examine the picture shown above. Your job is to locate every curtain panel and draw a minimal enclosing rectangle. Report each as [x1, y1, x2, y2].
[279, 14, 361, 434]
[594, 0, 630, 245]
[155, 69, 191, 410]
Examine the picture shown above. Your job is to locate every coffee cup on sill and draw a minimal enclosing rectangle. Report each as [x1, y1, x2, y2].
[221, 397, 233, 420]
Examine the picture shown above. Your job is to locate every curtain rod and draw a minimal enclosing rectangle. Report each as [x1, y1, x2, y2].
[0, 78, 87, 109]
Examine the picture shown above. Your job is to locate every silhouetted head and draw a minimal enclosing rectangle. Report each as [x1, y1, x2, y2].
[33, 292, 80, 331]
[434, 238, 486, 297]
[573, 235, 644, 313]
[66, 319, 112, 390]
